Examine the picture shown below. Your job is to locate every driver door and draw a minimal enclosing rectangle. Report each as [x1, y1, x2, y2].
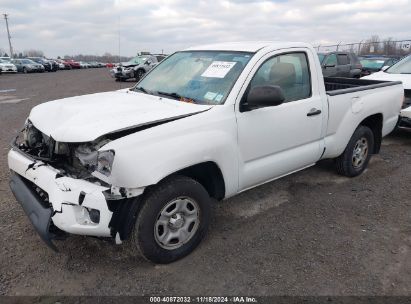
[236, 50, 325, 190]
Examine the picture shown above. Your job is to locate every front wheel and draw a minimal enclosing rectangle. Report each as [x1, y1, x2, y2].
[131, 176, 211, 264]
[134, 69, 145, 81]
[335, 125, 374, 177]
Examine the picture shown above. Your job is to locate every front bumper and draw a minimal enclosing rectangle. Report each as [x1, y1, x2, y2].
[9, 172, 57, 250]
[111, 68, 133, 79]
[1, 67, 17, 73]
[8, 149, 114, 248]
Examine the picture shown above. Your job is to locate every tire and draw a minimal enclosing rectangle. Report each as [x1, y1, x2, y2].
[134, 69, 145, 81]
[22, 67, 27, 74]
[130, 175, 211, 264]
[335, 125, 374, 177]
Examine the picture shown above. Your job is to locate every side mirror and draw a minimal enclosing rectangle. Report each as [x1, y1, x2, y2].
[381, 66, 390, 72]
[242, 85, 285, 111]
[145, 60, 151, 65]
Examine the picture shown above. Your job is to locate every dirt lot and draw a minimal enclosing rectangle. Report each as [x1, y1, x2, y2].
[0, 69, 410, 296]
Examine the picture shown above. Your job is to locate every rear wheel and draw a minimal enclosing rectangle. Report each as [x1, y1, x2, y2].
[335, 125, 374, 177]
[130, 176, 211, 264]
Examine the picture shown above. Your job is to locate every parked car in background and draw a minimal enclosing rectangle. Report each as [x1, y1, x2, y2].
[362, 54, 411, 129]
[359, 56, 400, 76]
[63, 59, 81, 69]
[0, 58, 17, 74]
[11, 59, 45, 73]
[106, 63, 115, 68]
[8, 41, 403, 263]
[110, 54, 166, 81]
[56, 59, 71, 70]
[48, 59, 62, 71]
[87, 61, 99, 68]
[318, 51, 362, 78]
[79, 61, 91, 69]
[27, 57, 58, 72]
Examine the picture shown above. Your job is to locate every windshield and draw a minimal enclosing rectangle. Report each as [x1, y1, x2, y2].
[318, 54, 325, 63]
[386, 55, 411, 74]
[126, 56, 147, 65]
[134, 51, 253, 105]
[360, 59, 386, 69]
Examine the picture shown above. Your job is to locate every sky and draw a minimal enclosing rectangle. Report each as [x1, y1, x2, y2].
[0, 0, 410, 58]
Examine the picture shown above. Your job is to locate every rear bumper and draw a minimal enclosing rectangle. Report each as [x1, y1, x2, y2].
[8, 149, 113, 241]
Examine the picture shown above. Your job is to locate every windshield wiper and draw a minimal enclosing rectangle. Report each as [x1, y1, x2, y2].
[156, 91, 197, 103]
[156, 91, 183, 100]
[134, 86, 149, 94]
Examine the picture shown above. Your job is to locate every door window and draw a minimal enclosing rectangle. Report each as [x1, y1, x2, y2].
[324, 54, 337, 66]
[249, 52, 311, 102]
[337, 54, 350, 65]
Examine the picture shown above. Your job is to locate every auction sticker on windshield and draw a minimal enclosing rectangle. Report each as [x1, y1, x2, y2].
[201, 61, 237, 78]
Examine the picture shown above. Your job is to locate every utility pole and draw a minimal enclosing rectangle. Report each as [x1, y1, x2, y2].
[3, 14, 14, 58]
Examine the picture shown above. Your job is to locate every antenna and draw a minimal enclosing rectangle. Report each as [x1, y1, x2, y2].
[3, 14, 14, 58]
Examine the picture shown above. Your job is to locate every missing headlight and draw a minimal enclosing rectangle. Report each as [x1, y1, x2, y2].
[75, 144, 98, 170]
[74, 141, 114, 177]
[97, 150, 115, 176]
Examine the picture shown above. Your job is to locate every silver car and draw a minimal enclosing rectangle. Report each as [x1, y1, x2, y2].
[0, 58, 17, 73]
[110, 54, 166, 81]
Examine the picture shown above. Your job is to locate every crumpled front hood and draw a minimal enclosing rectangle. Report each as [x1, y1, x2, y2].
[29, 90, 212, 142]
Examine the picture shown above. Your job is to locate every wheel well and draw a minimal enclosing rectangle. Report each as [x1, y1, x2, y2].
[359, 113, 383, 153]
[174, 162, 226, 200]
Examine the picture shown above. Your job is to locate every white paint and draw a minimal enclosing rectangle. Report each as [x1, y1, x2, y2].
[8, 41, 404, 239]
[362, 70, 411, 89]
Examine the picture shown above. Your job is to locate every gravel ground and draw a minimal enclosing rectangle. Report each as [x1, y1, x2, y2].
[0, 69, 410, 296]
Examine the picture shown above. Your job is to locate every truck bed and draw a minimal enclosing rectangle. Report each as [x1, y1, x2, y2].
[325, 77, 402, 96]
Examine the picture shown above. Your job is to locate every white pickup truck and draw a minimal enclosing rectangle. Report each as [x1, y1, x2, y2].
[8, 42, 404, 263]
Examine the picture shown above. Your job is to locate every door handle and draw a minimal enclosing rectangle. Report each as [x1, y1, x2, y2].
[307, 108, 322, 116]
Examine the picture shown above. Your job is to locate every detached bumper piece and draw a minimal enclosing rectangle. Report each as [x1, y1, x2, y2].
[9, 172, 57, 251]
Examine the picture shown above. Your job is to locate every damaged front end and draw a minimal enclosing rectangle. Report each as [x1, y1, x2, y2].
[13, 120, 115, 181]
[9, 120, 143, 250]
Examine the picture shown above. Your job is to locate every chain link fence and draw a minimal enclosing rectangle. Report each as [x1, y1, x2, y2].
[315, 40, 411, 57]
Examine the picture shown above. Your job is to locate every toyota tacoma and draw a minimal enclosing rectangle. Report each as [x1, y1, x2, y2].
[8, 42, 404, 263]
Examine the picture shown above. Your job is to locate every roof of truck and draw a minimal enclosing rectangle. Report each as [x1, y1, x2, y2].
[184, 41, 312, 52]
